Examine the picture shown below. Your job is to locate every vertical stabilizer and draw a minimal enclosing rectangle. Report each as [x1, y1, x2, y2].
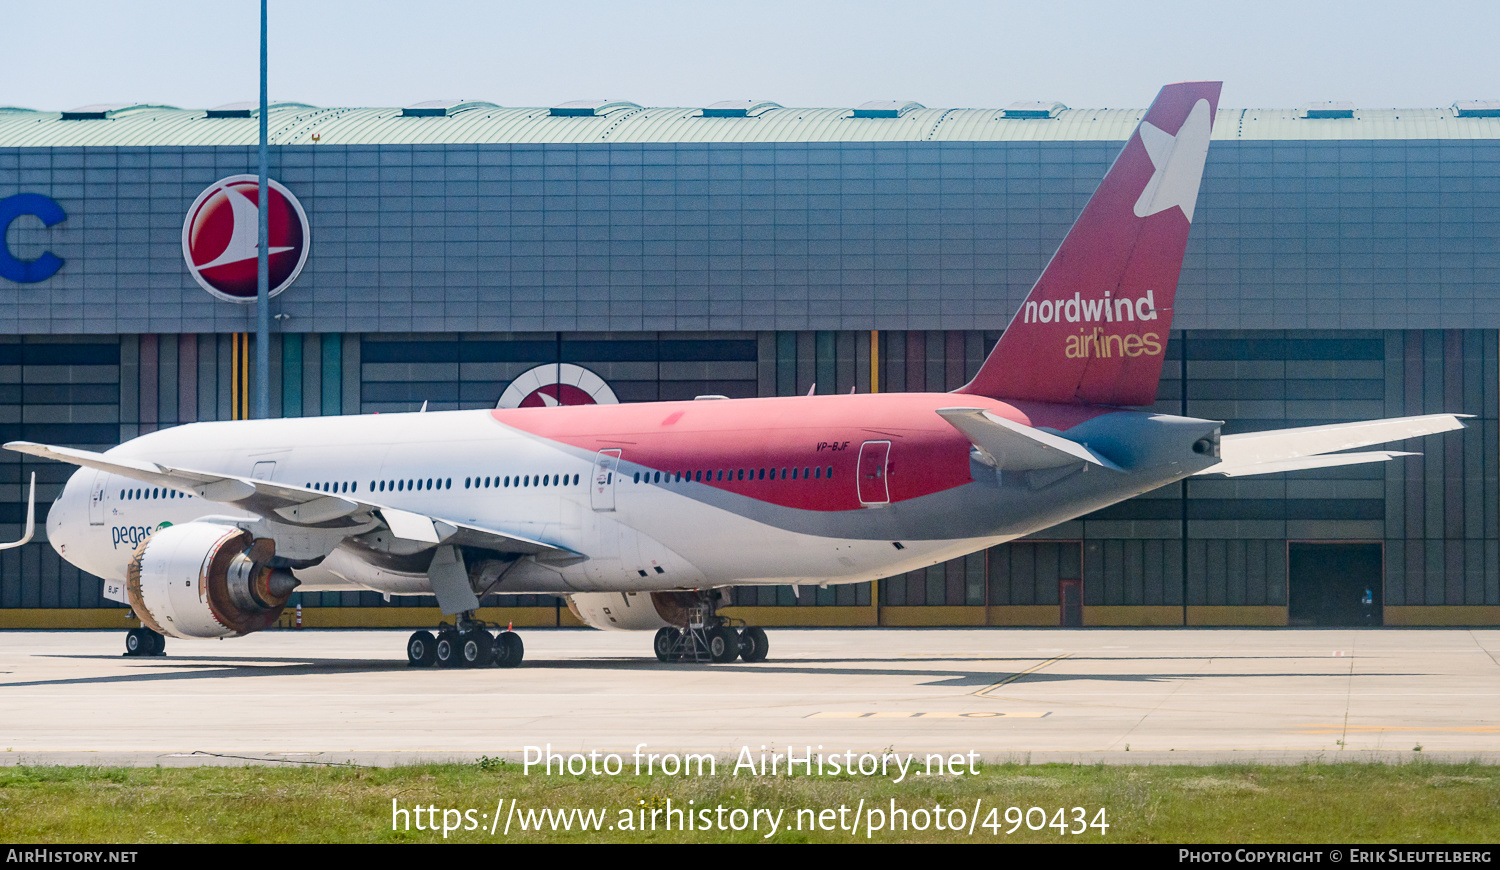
[956, 81, 1221, 405]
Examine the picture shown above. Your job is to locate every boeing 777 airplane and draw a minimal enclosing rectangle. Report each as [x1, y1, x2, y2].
[5, 82, 1465, 667]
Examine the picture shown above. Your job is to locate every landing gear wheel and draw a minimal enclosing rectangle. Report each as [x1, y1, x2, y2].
[460, 629, 495, 668]
[406, 630, 437, 667]
[740, 627, 769, 663]
[654, 627, 679, 663]
[492, 631, 524, 668]
[125, 627, 165, 657]
[435, 629, 462, 668]
[708, 626, 740, 663]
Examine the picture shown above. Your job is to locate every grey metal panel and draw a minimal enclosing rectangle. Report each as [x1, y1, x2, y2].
[196, 334, 216, 422]
[1083, 540, 1104, 605]
[1243, 539, 1266, 606]
[36, 546, 56, 608]
[756, 332, 776, 398]
[885, 571, 907, 606]
[216, 333, 232, 422]
[1424, 536, 1444, 605]
[1404, 538, 1424, 605]
[1025, 520, 1083, 539]
[1226, 539, 1247, 605]
[1102, 538, 1123, 605]
[883, 329, 904, 392]
[965, 330, 987, 383]
[1487, 539, 1499, 606]
[0, 549, 17, 608]
[926, 330, 945, 392]
[302, 333, 322, 417]
[1142, 539, 1164, 605]
[1446, 539, 1465, 605]
[268, 333, 282, 418]
[1011, 543, 1035, 605]
[1124, 539, 1145, 605]
[1466, 539, 1485, 605]
[1264, 540, 1286, 606]
[854, 329, 871, 394]
[775, 332, 796, 397]
[1205, 539, 1228, 605]
[926, 563, 946, 606]
[1288, 520, 1384, 539]
[1189, 520, 1286, 539]
[57, 549, 77, 608]
[342, 334, 361, 415]
[21, 365, 119, 385]
[1423, 333, 1444, 538]
[157, 334, 177, 426]
[835, 331, 856, 394]
[118, 335, 138, 426]
[20, 544, 39, 607]
[1082, 520, 1181, 539]
[1037, 542, 1061, 605]
[795, 331, 815, 396]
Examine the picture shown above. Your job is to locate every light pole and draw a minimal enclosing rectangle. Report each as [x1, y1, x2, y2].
[256, 0, 270, 419]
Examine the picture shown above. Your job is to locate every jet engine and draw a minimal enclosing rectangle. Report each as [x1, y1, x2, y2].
[126, 522, 299, 639]
[566, 590, 716, 631]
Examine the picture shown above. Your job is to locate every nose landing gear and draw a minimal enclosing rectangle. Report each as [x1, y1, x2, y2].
[407, 613, 523, 668]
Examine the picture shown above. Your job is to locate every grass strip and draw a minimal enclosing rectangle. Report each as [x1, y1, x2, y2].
[1, 760, 1497, 844]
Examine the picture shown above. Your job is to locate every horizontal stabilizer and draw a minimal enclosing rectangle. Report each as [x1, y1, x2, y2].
[936, 407, 1122, 471]
[1201, 450, 1417, 478]
[1200, 414, 1466, 477]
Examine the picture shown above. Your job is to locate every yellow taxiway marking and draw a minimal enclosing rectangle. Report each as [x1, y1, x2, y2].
[971, 653, 1072, 697]
[1289, 724, 1500, 734]
[807, 711, 1049, 719]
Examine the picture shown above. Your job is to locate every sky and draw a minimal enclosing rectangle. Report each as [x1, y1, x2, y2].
[5, 0, 1497, 111]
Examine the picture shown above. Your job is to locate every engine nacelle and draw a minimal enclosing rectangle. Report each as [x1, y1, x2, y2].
[566, 591, 716, 631]
[126, 522, 298, 639]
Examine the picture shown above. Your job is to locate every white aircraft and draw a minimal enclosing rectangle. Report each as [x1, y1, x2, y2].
[8, 83, 1465, 666]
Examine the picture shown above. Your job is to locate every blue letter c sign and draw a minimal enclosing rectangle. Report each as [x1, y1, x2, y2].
[0, 193, 66, 283]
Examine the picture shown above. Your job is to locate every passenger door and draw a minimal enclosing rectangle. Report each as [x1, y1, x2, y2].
[857, 440, 891, 507]
[88, 471, 107, 525]
[590, 449, 621, 512]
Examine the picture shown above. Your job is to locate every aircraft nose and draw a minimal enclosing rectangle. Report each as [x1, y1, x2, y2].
[46, 473, 76, 556]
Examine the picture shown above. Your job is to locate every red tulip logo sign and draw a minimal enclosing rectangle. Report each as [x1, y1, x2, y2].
[181, 175, 310, 303]
[497, 364, 619, 409]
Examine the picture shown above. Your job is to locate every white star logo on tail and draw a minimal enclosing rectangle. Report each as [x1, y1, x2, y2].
[1133, 98, 1213, 222]
[196, 185, 293, 270]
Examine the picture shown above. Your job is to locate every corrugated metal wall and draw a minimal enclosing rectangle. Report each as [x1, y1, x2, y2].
[1, 328, 1496, 619]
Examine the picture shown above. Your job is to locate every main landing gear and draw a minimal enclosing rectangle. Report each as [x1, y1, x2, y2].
[124, 625, 165, 657]
[406, 613, 523, 668]
[652, 593, 769, 663]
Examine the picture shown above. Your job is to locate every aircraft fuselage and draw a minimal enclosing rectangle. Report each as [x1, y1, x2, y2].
[46, 392, 1221, 598]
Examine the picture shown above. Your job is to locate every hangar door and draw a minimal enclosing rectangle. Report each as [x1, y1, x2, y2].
[1288, 542, 1382, 627]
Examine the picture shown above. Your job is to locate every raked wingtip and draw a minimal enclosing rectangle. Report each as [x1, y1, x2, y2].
[0, 472, 36, 551]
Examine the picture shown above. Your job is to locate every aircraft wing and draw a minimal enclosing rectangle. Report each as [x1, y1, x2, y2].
[2, 440, 577, 561]
[1195, 414, 1468, 478]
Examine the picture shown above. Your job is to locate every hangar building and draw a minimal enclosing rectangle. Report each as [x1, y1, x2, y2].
[0, 96, 1497, 628]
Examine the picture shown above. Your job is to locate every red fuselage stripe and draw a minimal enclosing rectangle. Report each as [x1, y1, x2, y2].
[492, 393, 1113, 512]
